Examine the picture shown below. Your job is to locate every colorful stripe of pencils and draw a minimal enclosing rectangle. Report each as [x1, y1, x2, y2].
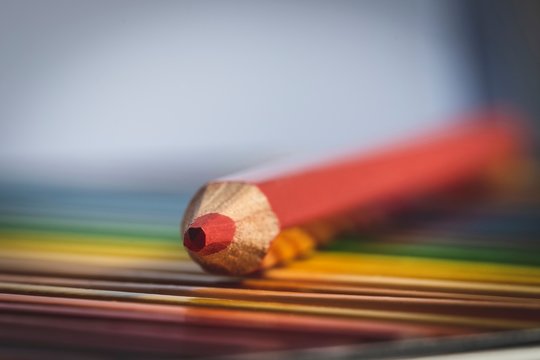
[1, 169, 540, 358]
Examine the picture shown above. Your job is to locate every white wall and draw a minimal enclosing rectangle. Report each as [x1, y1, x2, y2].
[0, 0, 481, 188]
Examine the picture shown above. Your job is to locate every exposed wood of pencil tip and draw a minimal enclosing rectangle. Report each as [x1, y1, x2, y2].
[181, 182, 280, 275]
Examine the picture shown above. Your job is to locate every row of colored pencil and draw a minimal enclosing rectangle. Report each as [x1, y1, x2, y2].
[0, 183, 539, 358]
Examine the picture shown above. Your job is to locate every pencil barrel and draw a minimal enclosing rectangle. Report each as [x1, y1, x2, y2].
[183, 111, 526, 274]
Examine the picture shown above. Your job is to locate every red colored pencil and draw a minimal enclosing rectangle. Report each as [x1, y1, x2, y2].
[181, 111, 524, 275]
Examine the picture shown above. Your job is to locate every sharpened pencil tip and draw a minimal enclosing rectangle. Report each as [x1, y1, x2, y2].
[183, 213, 236, 255]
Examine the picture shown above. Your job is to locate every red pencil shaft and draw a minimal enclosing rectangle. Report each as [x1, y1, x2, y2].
[237, 113, 523, 228]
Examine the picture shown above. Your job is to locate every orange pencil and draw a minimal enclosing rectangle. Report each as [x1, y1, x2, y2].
[181, 111, 524, 275]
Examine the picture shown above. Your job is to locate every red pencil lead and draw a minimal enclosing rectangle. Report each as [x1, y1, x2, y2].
[183, 213, 236, 255]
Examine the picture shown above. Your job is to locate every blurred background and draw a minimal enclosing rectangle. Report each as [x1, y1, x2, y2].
[1, 0, 538, 191]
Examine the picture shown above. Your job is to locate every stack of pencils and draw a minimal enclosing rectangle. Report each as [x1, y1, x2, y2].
[1, 179, 540, 359]
[1, 113, 539, 359]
